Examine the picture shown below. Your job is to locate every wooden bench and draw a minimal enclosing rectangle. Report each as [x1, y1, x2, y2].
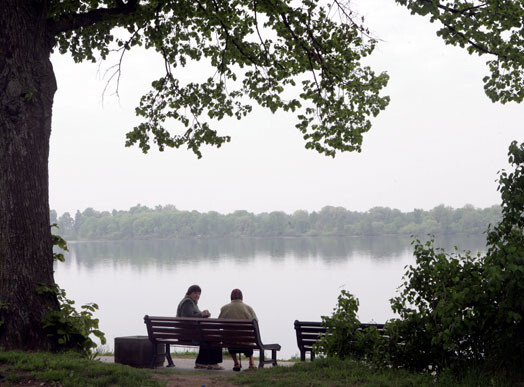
[144, 315, 281, 368]
[294, 320, 385, 361]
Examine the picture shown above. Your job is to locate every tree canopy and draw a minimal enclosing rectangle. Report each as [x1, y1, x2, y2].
[49, 0, 390, 157]
[396, 0, 524, 103]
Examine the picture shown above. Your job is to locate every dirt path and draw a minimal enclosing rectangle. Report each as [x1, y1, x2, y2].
[152, 372, 240, 387]
[148, 358, 273, 387]
[103, 355, 291, 386]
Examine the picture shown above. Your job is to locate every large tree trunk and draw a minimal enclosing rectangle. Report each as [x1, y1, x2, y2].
[0, 1, 59, 349]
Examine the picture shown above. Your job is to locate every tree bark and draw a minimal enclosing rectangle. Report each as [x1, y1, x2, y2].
[0, 1, 59, 349]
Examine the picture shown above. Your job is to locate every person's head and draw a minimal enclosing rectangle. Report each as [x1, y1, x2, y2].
[186, 284, 202, 303]
[230, 288, 243, 301]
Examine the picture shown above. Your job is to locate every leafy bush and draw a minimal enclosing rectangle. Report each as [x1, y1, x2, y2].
[482, 141, 524, 368]
[315, 290, 386, 363]
[38, 231, 106, 357]
[40, 285, 106, 357]
[388, 241, 487, 371]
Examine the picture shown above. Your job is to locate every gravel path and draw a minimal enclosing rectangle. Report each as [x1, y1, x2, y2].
[97, 355, 294, 386]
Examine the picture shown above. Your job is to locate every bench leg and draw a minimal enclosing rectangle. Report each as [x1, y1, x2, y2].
[165, 344, 175, 368]
[259, 350, 265, 368]
[300, 350, 305, 362]
[271, 349, 277, 366]
[311, 350, 315, 362]
[150, 342, 157, 369]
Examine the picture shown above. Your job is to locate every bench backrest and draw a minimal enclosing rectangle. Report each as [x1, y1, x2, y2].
[294, 320, 386, 351]
[145, 316, 202, 345]
[294, 321, 326, 352]
[199, 318, 260, 349]
[144, 315, 262, 349]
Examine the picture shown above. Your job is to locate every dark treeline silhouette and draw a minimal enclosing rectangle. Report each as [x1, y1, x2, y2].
[50, 204, 501, 241]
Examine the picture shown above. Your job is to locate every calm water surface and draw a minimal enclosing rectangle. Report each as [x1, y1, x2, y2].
[54, 235, 487, 359]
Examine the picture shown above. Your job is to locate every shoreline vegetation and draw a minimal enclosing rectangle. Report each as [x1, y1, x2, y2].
[51, 204, 500, 241]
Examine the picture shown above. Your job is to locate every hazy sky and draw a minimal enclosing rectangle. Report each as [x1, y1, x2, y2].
[48, 0, 523, 216]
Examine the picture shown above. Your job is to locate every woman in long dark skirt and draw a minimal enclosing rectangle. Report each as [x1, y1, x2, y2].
[176, 284, 223, 370]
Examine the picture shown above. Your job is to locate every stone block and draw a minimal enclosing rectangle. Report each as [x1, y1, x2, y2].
[114, 336, 165, 368]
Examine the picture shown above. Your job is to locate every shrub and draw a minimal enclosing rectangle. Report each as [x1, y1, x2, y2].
[38, 231, 106, 357]
[388, 241, 487, 371]
[315, 290, 386, 364]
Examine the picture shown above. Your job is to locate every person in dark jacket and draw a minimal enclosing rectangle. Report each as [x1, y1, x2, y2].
[176, 284, 223, 370]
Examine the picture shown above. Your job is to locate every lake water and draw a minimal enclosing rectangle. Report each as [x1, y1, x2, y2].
[54, 235, 487, 359]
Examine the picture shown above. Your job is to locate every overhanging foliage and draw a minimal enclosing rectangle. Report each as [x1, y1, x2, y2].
[48, 0, 390, 157]
[396, 0, 524, 103]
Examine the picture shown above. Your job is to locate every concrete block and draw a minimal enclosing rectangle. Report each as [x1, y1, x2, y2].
[114, 336, 165, 368]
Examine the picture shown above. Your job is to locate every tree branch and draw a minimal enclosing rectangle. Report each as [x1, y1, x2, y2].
[442, 21, 501, 57]
[277, 11, 322, 94]
[207, 0, 261, 66]
[332, 0, 371, 37]
[253, 0, 271, 67]
[100, 26, 143, 101]
[436, 1, 487, 16]
[153, 8, 173, 79]
[48, 0, 138, 35]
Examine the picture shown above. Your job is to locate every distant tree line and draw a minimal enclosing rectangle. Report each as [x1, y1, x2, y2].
[49, 204, 501, 241]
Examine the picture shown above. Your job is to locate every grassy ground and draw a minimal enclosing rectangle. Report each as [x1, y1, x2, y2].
[0, 350, 519, 386]
[231, 358, 519, 387]
[0, 350, 162, 386]
[232, 358, 434, 387]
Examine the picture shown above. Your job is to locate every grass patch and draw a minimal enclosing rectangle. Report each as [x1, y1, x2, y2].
[231, 358, 432, 386]
[230, 358, 518, 387]
[0, 350, 162, 386]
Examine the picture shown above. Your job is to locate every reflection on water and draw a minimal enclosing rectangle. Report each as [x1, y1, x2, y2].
[63, 234, 487, 270]
[54, 235, 487, 359]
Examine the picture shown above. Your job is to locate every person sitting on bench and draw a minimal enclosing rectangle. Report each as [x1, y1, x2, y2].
[219, 288, 258, 371]
[176, 284, 224, 370]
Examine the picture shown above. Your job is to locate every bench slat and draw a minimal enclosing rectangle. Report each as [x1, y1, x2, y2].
[295, 321, 323, 326]
[149, 321, 199, 328]
[151, 327, 201, 334]
[201, 330, 257, 341]
[202, 331, 254, 336]
[152, 334, 201, 342]
[297, 327, 327, 334]
[200, 328, 255, 334]
[209, 341, 259, 350]
[200, 323, 255, 330]
[301, 338, 321, 345]
[147, 316, 198, 321]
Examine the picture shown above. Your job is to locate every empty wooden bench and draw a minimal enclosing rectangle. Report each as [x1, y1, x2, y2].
[294, 320, 385, 361]
[144, 315, 281, 368]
